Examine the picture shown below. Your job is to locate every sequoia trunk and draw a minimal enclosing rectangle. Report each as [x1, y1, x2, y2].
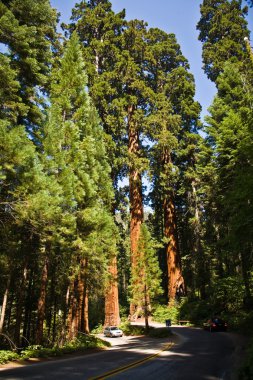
[0, 276, 11, 333]
[104, 256, 120, 326]
[128, 104, 144, 316]
[36, 253, 49, 344]
[163, 150, 185, 301]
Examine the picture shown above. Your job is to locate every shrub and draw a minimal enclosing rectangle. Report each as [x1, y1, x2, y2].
[209, 276, 245, 313]
[148, 327, 173, 338]
[120, 321, 146, 336]
[0, 350, 19, 364]
[90, 324, 103, 334]
[152, 304, 180, 324]
[20, 334, 110, 360]
[179, 298, 213, 325]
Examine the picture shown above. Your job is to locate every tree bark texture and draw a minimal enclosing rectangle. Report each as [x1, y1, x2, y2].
[79, 259, 89, 334]
[104, 256, 120, 326]
[67, 259, 89, 339]
[163, 150, 185, 301]
[36, 253, 49, 345]
[67, 278, 79, 340]
[191, 180, 207, 299]
[0, 276, 11, 333]
[14, 265, 28, 346]
[128, 104, 144, 316]
[164, 195, 185, 300]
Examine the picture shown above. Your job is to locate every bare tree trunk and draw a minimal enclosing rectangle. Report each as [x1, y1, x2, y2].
[128, 104, 144, 316]
[163, 150, 185, 301]
[67, 278, 79, 341]
[82, 285, 89, 334]
[78, 259, 89, 334]
[23, 268, 34, 345]
[60, 285, 70, 345]
[0, 276, 11, 333]
[14, 265, 28, 346]
[104, 256, 120, 326]
[164, 195, 185, 300]
[144, 285, 149, 330]
[191, 179, 207, 299]
[36, 253, 49, 345]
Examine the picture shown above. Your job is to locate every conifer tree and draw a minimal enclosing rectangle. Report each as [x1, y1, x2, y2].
[146, 28, 200, 301]
[197, 0, 253, 304]
[66, 0, 126, 325]
[197, 0, 249, 82]
[0, 120, 38, 335]
[128, 224, 162, 329]
[0, 0, 58, 133]
[203, 60, 253, 303]
[43, 32, 117, 339]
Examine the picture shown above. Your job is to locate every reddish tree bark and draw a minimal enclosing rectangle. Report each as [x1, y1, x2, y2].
[164, 196, 185, 300]
[79, 259, 89, 334]
[104, 256, 120, 327]
[128, 104, 144, 316]
[36, 254, 49, 345]
[67, 259, 90, 339]
[81, 285, 89, 334]
[162, 150, 185, 301]
[67, 278, 79, 340]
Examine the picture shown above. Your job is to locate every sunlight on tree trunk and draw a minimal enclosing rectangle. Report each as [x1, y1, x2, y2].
[104, 256, 120, 326]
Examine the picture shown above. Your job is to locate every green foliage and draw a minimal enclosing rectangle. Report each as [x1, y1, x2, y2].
[90, 324, 104, 334]
[128, 224, 162, 311]
[0, 335, 111, 365]
[0, 0, 58, 129]
[179, 299, 213, 325]
[119, 321, 172, 338]
[119, 321, 146, 336]
[0, 350, 19, 365]
[209, 276, 245, 313]
[20, 335, 110, 359]
[152, 304, 180, 324]
[197, 0, 250, 82]
[148, 328, 173, 338]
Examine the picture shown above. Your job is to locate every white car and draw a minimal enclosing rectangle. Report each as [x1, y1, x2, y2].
[104, 326, 123, 337]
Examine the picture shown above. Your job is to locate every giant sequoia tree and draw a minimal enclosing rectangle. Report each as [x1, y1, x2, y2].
[145, 28, 201, 301]
[66, 0, 203, 313]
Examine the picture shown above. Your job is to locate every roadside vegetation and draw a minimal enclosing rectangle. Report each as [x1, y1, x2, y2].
[0, 335, 110, 365]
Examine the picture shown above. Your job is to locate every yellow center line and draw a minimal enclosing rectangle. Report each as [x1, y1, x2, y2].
[88, 342, 174, 380]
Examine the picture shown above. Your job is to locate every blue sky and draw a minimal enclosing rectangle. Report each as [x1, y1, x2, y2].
[50, 0, 252, 121]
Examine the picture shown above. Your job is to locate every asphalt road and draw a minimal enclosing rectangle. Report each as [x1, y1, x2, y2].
[0, 327, 242, 380]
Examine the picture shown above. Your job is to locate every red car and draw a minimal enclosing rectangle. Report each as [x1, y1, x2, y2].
[203, 317, 228, 332]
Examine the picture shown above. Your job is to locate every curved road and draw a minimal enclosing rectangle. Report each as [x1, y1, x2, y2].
[0, 327, 242, 380]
